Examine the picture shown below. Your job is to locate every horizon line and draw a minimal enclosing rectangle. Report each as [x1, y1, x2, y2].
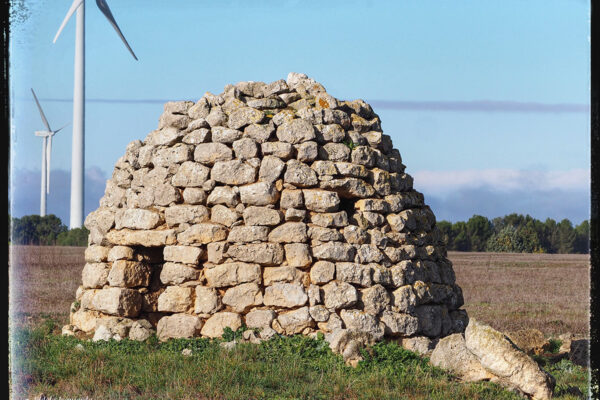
[16, 97, 590, 113]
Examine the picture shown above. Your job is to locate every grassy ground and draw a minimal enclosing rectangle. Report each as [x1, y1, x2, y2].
[8, 246, 591, 399]
[10, 320, 590, 400]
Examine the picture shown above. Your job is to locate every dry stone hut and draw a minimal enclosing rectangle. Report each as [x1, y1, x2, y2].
[66, 72, 468, 344]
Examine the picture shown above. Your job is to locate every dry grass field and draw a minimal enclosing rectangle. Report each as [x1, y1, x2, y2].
[8, 246, 590, 338]
[451, 251, 590, 337]
[9, 246, 591, 399]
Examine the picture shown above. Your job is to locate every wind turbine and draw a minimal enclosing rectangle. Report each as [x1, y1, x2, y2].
[53, 0, 138, 228]
[31, 88, 68, 217]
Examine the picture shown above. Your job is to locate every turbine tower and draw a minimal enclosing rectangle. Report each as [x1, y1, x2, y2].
[53, 0, 138, 228]
[31, 88, 68, 217]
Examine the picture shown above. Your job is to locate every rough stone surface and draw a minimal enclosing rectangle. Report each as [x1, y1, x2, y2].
[201, 312, 243, 338]
[70, 74, 467, 355]
[464, 319, 555, 400]
[157, 314, 203, 341]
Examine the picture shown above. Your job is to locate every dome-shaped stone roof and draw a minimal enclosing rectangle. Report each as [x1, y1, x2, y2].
[69, 72, 467, 343]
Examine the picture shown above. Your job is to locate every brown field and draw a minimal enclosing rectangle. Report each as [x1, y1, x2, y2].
[8, 246, 590, 337]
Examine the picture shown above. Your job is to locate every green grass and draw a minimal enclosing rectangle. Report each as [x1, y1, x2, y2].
[9, 319, 588, 400]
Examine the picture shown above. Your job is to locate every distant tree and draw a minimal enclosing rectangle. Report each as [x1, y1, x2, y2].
[486, 225, 525, 253]
[10, 214, 68, 245]
[436, 221, 453, 248]
[573, 220, 589, 254]
[465, 215, 493, 251]
[554, 219, 576, 254]
[451, 221, 470, 251]
[56, 227, 89, 247]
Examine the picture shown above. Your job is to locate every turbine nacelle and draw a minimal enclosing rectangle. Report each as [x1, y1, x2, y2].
[54, 0, 138, 60]
[34, 130, 51, 137]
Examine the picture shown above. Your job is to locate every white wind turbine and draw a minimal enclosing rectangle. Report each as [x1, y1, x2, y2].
[31, 88, 68, 217]
[53, 0, 138, 228]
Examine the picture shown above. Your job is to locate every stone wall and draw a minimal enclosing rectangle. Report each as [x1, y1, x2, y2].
[65, 73, 468, 343]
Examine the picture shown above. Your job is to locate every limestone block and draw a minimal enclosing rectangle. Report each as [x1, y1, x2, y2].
[307, 225, 343, 242]
[239, 181, 279, 206]
[312, 242, 355, 262]
[207, 186, 239, 207]
[84, 246, 109, 263]
[88, 287, 142, 317]
[165, 205, 210, 227]
[243, 206, 283, 226]
[194, 143, 233, 165]
[222, 282, 263, 312]
[380, 311, 418, 336]
[210, 205, 240, 227]
[284, 160, 318, 187]
[310, 261, 335, 284]
[276, 307, 313, 334]
[212, 126, 242, 143]
[157, 286, 194, 312]
[211, 160, 257, 185]
[268, 222, 308, 243]
[276, 118, 316, 144]
[263, 266, 304, 286]
[227, 243, 284, 266]
[163, 245, 203, 264]
[391, 285, 417, 313]
[204, 262, 261, 287]
[178, 223, 228, 245]
[309, 211, 348, 228]
[182, 187, 207, 204]
[228, 107, 264, 130]
[263, 282, 308, 308]
[171, 161, 211, 187]
[244, 123, 275, 143]
[295, 141, 318, 162]
[465, 319, 555, 400]
[108, 260, 152, 288]
[336, 262, 372, 287]
[107, 246, 134, 262]
[233, 137, 259, 159]
[82, 262, 110, 289]
[322, 281, 358, 310]
[160, 262, 201, 285]
[245, 309, 276, 329]
[157, 314, 203, 341]
[227, 225, 269, 243]
[359, 285, 390, 314]
[195, 286, 223, 314]
[284, 243, 312, 267]
[201, 312, 243, 338]
[340, 309, 384, 340]
[302, 189, 340, 212]
[106, 229, 176, 247]
[261, 141, 294, 159]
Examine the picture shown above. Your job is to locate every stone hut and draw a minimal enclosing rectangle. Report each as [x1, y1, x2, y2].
[66, 72, 468, 343]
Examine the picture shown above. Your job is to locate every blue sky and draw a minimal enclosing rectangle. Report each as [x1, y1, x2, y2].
[9, 0, 591, 225]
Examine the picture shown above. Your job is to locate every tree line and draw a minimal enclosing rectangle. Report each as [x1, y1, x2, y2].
[8, 213, 590, 253]
[10, 214, 89, 246]
[437, 214, 589, 254]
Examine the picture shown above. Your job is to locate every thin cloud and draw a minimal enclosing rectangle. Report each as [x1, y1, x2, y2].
[425, 186, 590, 224]
[16, 97, 590, 113]
[413, 168, 590, 193]
[369, 100, 589, 113]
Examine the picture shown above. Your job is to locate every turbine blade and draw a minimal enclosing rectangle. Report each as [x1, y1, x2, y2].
[46, 136, 52, 194]
[31, 88, 52, 132]
[96, 0, 138, 60]
[53, 0, 84, 43]
[53, 122, 70, 134]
